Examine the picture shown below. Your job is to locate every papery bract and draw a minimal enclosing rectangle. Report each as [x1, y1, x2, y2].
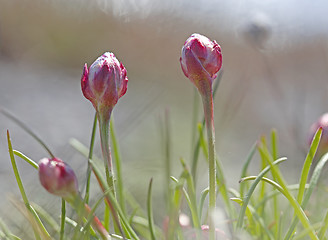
[81, 52, 128, 120]
[180, 33, 222, 95]
[38, 158, 78, 201]
[308, 113, 328, 157]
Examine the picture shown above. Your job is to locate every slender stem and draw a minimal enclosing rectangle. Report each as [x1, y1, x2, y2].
[98, 112, 116, 231]
[98, 113, 116, 196]
[60, 199, 66, 240]
[201, 89, 216, 240]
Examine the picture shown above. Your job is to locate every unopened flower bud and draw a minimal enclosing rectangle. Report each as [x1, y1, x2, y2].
[308, 113, 328, 157]
[38, 158, 78, 201]
[81, 52, 128, 120]
[180, 33, 222, 95]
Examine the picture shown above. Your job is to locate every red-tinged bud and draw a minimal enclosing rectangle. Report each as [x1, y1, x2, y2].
[180, 33, 222, 95]
[38, 158, 78, 201]
[308, 113, 328, 157]
[81, 52, 128, 120]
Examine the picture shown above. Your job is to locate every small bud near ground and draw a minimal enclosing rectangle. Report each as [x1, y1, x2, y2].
[38, 158, 78, 201]
[180, 33, 222, 96]
[81, 52, 128, 121]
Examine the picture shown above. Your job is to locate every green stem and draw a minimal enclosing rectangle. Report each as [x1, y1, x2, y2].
[60, 199, 65, 240]
[201, 89, 216, 240]
[98, 112, 116, 231]
[98, 113, 115, 191]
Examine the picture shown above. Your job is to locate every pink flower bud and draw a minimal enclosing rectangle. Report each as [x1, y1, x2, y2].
[81, 52, 128, 119]
[38, 158, 78, 200]
[308, 113, 328, 157]
[180, 33, 222, 94]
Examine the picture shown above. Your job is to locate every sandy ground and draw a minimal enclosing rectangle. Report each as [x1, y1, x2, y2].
[1, 1, 328, 237]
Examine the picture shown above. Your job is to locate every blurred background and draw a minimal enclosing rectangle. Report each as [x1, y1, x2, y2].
[1, 0, 328, 236]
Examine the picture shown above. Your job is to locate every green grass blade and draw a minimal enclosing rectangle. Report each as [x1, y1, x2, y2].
[89, 159, 139, 240]
[199, 187, 209, 223]
[297, 127, 322, 204]
[31, 203, 60, 234]
[271, 129, 279, 239]
[239, 142, 257, 197]
[241, 176, 284, 193]
[7, 131, 33, 206]
[293, 222, 322, 240]
[258, 144, 319, 240]
[85, 113, 97, 204]
[161, 110, 172, 213]
[304, 152, 328, 207]
[7, 130, 42, 240]
[9, 197, 51, 240]
[13, 150, 38, 170]
[83, 190, 110, 236]
[254, 184, 308, 210]
[318, 209, 328, 239]
[131, 216, 163, 240]
[216, 156, 237, 221]
[284, 152, 328, 240]
[233, 198, 274, 239]
[1, 109, 55, 158]
[110, 117, 125, 214]
[198, 123, 208, 160]
[147, 178, 156, 240]
[70, 138, 91, 158]
[232, 198, 257, 236]
[191, 88, 200, 157]
[168, 176, 184, 239]
[271, 129, 278, 160]
[180, 158, 201, 229]
[0, 218, 20, 240]
[236, 157, 286, 229]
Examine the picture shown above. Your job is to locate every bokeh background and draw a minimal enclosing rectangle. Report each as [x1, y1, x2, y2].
[1, 0, 328, 237]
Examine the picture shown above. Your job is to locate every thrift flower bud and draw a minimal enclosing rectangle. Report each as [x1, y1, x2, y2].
[81, 52, 128, 120]
[38, 158, 78, 201]
[308, 113, 328, 157]
[180, 33, 222, 95]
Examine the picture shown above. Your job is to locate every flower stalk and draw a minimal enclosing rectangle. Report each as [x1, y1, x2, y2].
[98, 111, 116, 196]
[201, 87, 216, 240]
[180, 33, 222, 240]
[202, 91, 216, 202]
